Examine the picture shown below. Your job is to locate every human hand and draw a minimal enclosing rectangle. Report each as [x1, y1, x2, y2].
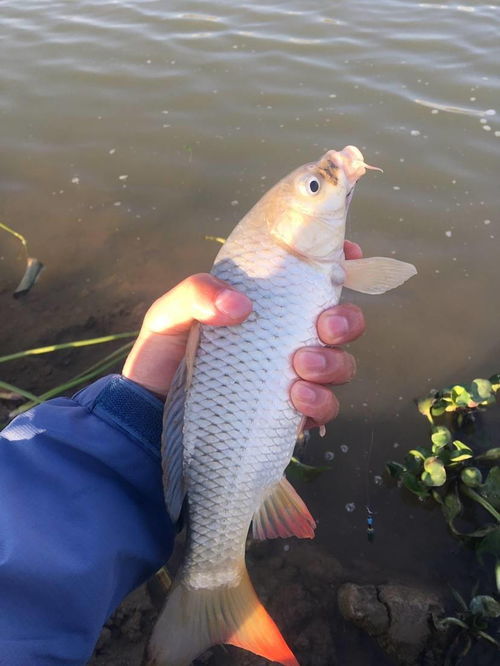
[122, 240, 365, 427]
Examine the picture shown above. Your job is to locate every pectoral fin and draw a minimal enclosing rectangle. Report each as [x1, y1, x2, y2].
[252, 477, 316, 540]
[344, 257, 417, 295]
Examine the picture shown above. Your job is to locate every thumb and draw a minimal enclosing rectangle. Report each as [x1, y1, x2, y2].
[143, 273, 252, 335]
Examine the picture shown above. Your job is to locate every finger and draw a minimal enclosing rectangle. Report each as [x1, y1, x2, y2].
[144, 273, 252, 336]
[344, 240, 363, 260]
[293, 347, 356, 385]
[290, 381, 339, 424]
[317, 303, 365, 346]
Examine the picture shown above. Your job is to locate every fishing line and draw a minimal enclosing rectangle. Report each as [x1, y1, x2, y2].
[365, 428, 376, 542]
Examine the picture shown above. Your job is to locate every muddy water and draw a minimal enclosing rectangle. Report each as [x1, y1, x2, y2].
[1, 0, 499, 662]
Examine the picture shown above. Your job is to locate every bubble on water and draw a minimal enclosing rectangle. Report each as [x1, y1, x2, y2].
[114, 201, 122, 207]
[109, 148, 116, 155]
[329, 94, 337, 98]
[393, 442, 400, 448]
[393, 186, 401, 191]
[345, 503, 356, 513]
[119, 175, 128, 181]
[373, 475, 383, 486]
[484, 220, 491, 225]
[230, 200, 239, 206]
[71, 177, 80, 184]
[410, 129, 420, 136]
[482, 125, 491, 131]
[480, 118, 487, 124]
[485, 109, 496, 116]
[283, 544, 290, 552]
[324, 451, 335, 462]
[495, 131, 500, 137]
[470, 97, 476, 101]
[445, 230, 452, 237]
[340, 444, 349, 453]
[431, 109, 439, 114]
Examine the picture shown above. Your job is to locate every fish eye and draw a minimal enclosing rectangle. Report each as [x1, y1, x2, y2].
[305, 176, 321, 195]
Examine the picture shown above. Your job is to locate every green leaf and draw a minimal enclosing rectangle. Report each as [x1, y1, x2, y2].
[476, 527, 500, 557]
[480, 467, 500, 511]
[402, 472, 429, 498]
[386, 461, 406, 479]
[451, 384, 474, 408]
[470, 378, 493, 403]
[476, 448, 500, 463]
[417, 396, 434, 422]
[422, 457, 447, 487]
[469, 595, 500, 618]
[442, 488, 462, 528]
[449, 451, 474, 464]
[452, 440, 473, 453]
[488, 373, 500, 391]
[431, 426, 452, 450]
[460, 467, 482, 488]
[430, 400, 447, 417]
[405, 449, 428, 474]
[287, 457, 330, 482]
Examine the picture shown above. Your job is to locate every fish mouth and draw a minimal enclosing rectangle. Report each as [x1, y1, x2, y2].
[320, 145, 383, 189]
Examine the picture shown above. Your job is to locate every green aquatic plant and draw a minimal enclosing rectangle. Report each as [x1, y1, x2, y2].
[387, 375, 500, 591]
[433, 584, 500, 664]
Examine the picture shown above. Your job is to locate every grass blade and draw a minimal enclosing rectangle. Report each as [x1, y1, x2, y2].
[0, 380, 42, 404]
[0, 332, 138, 364]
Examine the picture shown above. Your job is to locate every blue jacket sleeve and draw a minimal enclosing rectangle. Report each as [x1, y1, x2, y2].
[0, 374, 175, 665]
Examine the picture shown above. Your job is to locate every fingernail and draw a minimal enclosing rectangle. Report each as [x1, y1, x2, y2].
[325, 315, 349, 340]
[292, 383, 317, 405]
[297, 349, 327, 372]
[215, 289, 252, 319]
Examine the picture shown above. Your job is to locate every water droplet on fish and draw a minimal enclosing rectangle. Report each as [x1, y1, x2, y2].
[374, 475, 383, 486]
[345, 503, 356, 513]
[340, 444, 349, 453]
[324, 451, 335, 462]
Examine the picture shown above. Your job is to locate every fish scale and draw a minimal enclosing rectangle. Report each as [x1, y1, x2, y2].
[182, 235, 337, 582]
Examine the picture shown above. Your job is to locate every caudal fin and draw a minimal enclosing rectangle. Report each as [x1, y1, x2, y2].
[147, 569, 299, 666]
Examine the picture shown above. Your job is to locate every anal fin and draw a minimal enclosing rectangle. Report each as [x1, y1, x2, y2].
[252, 477, 316, 540]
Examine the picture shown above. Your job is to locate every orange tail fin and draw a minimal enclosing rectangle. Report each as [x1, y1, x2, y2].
[148, 568, 298, 666]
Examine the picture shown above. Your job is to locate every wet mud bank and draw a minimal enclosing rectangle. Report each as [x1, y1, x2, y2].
[91, 539, 488, 666]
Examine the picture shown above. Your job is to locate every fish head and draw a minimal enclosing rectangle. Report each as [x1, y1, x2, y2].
[267, 145, 381, 263]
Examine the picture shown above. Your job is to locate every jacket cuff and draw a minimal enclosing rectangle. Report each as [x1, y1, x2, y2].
[72, 374, 165, 460]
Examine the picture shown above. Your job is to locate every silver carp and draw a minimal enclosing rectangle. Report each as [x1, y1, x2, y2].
[149, 146, 416, 665]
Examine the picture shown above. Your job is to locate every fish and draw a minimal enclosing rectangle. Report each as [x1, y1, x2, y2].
[148, 146, 417, 666]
